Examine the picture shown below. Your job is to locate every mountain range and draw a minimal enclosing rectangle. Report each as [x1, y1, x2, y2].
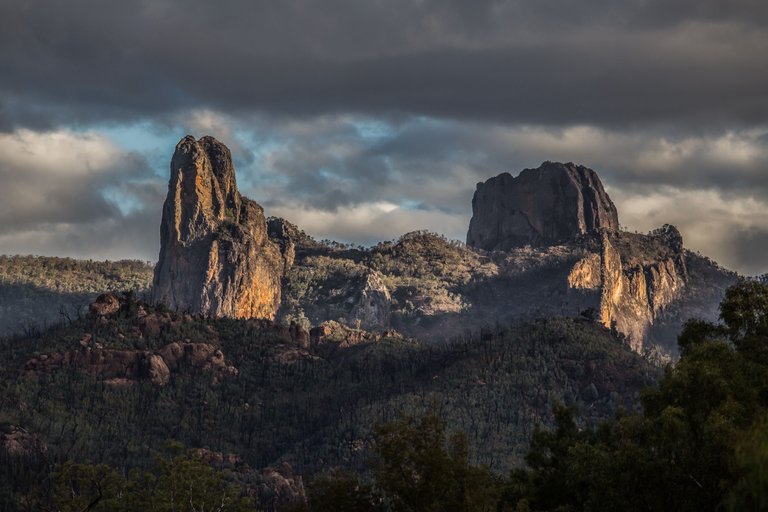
[0, 135, 745, 510]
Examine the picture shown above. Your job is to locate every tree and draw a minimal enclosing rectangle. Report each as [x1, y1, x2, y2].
[130, 452, 254, 512]
[50, 449, 254, 512]
[306, 468, 383, 512]
[506, 281, 768, 511]
[371, 413, 500, 512]
[53, 461, 127, 512]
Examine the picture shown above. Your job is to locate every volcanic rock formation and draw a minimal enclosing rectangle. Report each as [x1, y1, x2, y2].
[567, 226, 688, 352]
[152, 136, 284, 319]
[467, 162, 619, 250]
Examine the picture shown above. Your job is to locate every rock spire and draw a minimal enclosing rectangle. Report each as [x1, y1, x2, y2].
[152, 135, 284, 319]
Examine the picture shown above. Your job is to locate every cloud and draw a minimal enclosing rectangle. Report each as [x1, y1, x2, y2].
[0, 129, 163, 260]
[269, 201, 467, 245]
[0, 1, 767, 275]
[1, 0, 767, 130]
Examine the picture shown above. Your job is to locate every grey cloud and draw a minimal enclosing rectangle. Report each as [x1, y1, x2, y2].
[728, 227, 768, 276]
[1, 0, 767, 275]
[0, 130, 163, 260]
[1, 0, 767, 130]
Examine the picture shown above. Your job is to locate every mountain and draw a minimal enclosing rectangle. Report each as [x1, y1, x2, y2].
[0, 136, 746, 510]
[276, 163, 736, 355]
[0, 141, 737, 357]
[466, 161, 619, 250]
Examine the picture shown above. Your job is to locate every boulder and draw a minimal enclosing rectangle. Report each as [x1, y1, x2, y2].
[349, 271, 391, 330]
[89, 293, 122, 316]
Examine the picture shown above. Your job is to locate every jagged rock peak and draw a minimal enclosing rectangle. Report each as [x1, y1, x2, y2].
[167, 135, 241, 242]
[152, 135, 284, 319]
[467, 161, 620, 251]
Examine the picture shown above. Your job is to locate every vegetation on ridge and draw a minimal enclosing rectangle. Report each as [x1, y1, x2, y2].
[0, 289, 653, 510]
[0, 255, 153, 336]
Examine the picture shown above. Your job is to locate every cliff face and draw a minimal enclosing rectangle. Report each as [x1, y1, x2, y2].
[152, 136, 284, 319]
[467, 162, 619, 251]
[568, 228, 687, 352]
[265, 160, 732, 355]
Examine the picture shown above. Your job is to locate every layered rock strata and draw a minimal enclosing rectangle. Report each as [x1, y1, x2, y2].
[152, 136, 284, 319]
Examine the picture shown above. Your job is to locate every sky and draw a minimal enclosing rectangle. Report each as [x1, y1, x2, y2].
[0, 0, 767, 274]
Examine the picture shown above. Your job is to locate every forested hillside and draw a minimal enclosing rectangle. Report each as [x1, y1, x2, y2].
[277, 229, 737, 355]
[0, 293, 655, 510]
[0, 255, 153, 336]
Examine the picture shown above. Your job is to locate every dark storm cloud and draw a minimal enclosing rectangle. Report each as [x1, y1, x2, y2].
[235, 117, 768, 216]
[1, 0, 767, 274]
[1, 0, 767, 130]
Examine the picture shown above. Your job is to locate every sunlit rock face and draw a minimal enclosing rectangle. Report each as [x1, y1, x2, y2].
[566, 226, 688, 352]
[467, 161, 619, 251]
[465, 160, 694, 352]
[152, 135, 284, 319]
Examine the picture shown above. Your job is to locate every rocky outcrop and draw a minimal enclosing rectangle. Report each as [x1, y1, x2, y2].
[23, 340, 237, 386]
[309, 320, 404, 356]
[467, 162, 619, 250]
[310, 320, 374, 349]
[89, 293, 122, 316]
[464, 161, 692, 351]
[1, 425, 47, 456]
[152, 136, 284, 320]
[568, 230, 687, 352]
[257, 463, 307, 511]
[267, 217, 298, 270]
[349, 271, 391, 330]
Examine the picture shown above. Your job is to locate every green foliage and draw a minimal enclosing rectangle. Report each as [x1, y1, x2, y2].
[0, 307, 653, 510]
[49, 450, 254, 512]
[506, 280, 768, 511]
[130, 452, 254, 511]
[52, 461, 127, 512]
[720, 280, 768, 340]
[306, 469, 384, 512]
[371, 413, 501, 512]
[725, 416, 768, 511]
[307, 413, 501, 512]
[0, 255, 153, 336]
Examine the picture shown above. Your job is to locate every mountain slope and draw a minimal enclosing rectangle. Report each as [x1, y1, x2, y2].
[0, 298, 655, 498]
[0, 255, 153, 337]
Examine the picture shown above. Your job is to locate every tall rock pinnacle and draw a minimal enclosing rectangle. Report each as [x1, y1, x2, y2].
[466, 162, 619, 251]
[152, 136, 284, 319]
